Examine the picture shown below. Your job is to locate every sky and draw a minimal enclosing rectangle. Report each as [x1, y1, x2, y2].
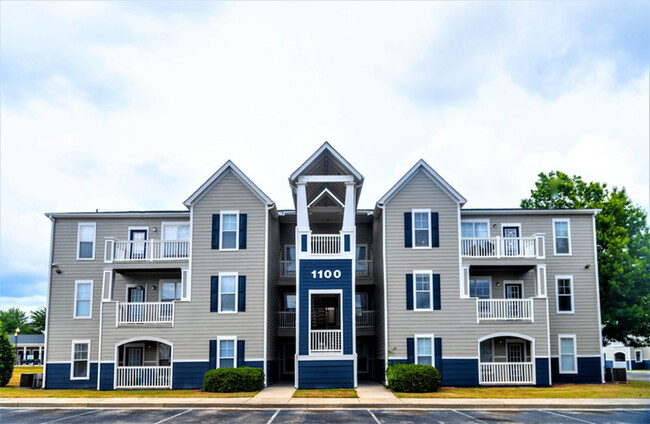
[1, 1, 648, 313]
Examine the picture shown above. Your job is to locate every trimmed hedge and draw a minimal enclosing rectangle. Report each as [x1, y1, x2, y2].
[386, 364, 441, 393]
[203, 367, 264, 393]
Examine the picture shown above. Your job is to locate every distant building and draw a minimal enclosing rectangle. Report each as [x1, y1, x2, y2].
[10, 334, 45, 365]
[603, 341, 650, 370]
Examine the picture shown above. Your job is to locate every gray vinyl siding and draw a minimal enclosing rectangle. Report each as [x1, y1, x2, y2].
[372, 213, 385, 362]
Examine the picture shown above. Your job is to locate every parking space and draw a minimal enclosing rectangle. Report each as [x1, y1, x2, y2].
[0, 408, 648, 424]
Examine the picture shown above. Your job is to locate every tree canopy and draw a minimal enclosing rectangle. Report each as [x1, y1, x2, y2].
[521, 171, 650, 346]
[0, 307, 47, 335]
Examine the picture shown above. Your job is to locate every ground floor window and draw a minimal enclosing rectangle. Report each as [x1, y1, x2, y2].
[218, 337, 236, 368]
[71, 340, 90, 379]
[559, 335, 577, 373]
[415, 335, 434, 366]
[635, 350, 642, 363]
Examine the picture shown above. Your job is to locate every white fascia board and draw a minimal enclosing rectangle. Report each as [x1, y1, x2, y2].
[461, 209, 601, 216]
[289, 142, 364, 183]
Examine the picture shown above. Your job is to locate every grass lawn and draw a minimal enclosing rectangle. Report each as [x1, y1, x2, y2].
[0, 366, 257, 398]
[394, 381, 650, 398]
[293, 388, 358, 398]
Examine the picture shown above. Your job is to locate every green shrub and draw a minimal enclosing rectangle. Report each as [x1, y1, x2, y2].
[203, 367, 264, 392]
[386, 363, 441, 393]
[0, 323, 16, 387]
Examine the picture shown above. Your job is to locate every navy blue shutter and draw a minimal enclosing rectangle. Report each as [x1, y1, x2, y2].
[406, 274, 413, 310]
[237, 340, 245, 367]
[407, 338, 415, 364]
[344, 234, 351, 252]
[238, 276, 246, 312]
[434, 338, 443, 371]
[209, 340, 217, 369]
[210, 276, 219, 312]
[433, 274, 441, 310]
[431, 212, 439, 248]
[404, 212, 412, 248]
[301, 234, 308, 252]
[239, 214, 247, 249]
[211, 214, 220, 249]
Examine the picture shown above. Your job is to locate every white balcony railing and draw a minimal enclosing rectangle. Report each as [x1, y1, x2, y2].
[477, 299, 533, 321]
[356, 260, 373, 277]
[116, 366, 172, 389]
[461, 236, 543, 259]
[279, 260, 296, 277]
[279, 311, 296, 328]
[311, 234, 341, 255]
[479, 362, 534, 385]
[356, 310, 373, 327]
[105, 239, 189, 263]
[117, 302, 174, 326]
[310, 329, 342, 353]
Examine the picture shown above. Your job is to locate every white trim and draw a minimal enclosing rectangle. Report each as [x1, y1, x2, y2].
[127, 226, 149, 240]
[381, 204, 389, 385]
[461, 219, 490, 237]
[160, 221, 190, 241]
[634, 350, 643, 362]
[501, 223, 522, 238]
[555, 275, 575, 314]
[298, 175, 355, 183]
[469, 276, 492, 299]
[76, 222, 96, 260]
[218, 272, 239, 313]
[413, 270, 434, 311]
[125, 284, 147, 303]
[289, 142, 363, 183]
[307, 187, 346, 208]
[558, 334, 578, 374]
[115, 336, 174, 348]
[462, 209, 600, 216]
[73, 280, 93, 319]
[411, 209, 432, 249]
[43, 216, 55, 388]
[187, 206, 194, 302]
[263, 203, 272, 386]
[159, 280, 182, 302]
[503, 280, 524, 299]
[505, 340, 527, 362]
[308, 289, 344, 356]
[297, 354, 356, 361]
[414, 334, 435, 367]
[216, 336, 237, 368]
[592, 214, 605, 383]
[219, 211, 240, 251]
[70, 340, 91, 380]
[552, 218, 572, 256]
[478, 332, 536, 343]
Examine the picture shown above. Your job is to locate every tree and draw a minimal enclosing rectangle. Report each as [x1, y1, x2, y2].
[30, 307, 46, 334]
[0, 322, 15, 387]
[521, 171, 650, 346]
[0, 308, 34, 335]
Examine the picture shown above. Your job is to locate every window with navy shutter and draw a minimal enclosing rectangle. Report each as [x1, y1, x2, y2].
[406, 338, 415, 364]
[433, 274, 441, 310]
[406, 274, 414, 310]
[237, 340, 245, 367]
[238, 275, 246, 312]
[434, 338, 443, 373]
[431, 212, 439, 247]
[210, 276, 219, 312]
[239, 214, 247, 249]
[211, 214, 220, 249]
[404, 212, 412, 247]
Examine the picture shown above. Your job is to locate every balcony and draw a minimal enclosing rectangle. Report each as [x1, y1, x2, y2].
[277, 311, 374, 329]
[461, 236, 544, 259]
[279, 260, 373, 278]
[116, 366, 171, 389]
[105, 239, 189, 263]
[356, 310, 373, 327]
[479, 362, 534, 385]
[117, 302, 174, 326]
[310, 329, 342, 353]
[477, 299, 534, 322]
[279, 311, 296, 328]
[311, 234, 341, 255]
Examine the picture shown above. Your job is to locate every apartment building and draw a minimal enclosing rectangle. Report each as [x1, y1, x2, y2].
[43, 143, 604, 390]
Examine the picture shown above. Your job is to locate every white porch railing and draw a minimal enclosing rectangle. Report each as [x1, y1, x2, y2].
[477, 299, 533, 321]
[117, 302, 174, 326]
[311, 234, 341, 255]
[116, 366, 171, 389]
[310, 329, 342, 353]
[356, 310, 373, 327]
[279, 260, 296, 277]
[356, 260, 373, 277]
[106, 239, 189, 262]
[461, 236, 543, 258]
[279, 311, 296, 328]
[479, 362, 534, 385]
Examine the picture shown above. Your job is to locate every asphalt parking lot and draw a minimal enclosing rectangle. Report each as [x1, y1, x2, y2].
[0, 408, 648, 424]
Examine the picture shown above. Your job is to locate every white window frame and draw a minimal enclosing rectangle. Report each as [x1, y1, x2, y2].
[555, 275, 574, 314]
[218, 272, 238, 314]
[216, 336, 237, 368]
[308, 289, 344, 355]
[461, 219, 490, 238]
[413, 270, 434, 311]
[161, 221, 190, 241]
[76, 222, 96, 260]
[552, 218, 572, 256]
[635, 350, 642, 363]
[503, 280, 524, 299]
[219, 211, 240, 251]
[469, 276, 492, 299]
[70, 340, 91, 380]
[73, 280, 93, 319]
[412, 208, 431, 249]
[558, 334, 578, 374]
[414, 334, 435, 367]
[159, 279, 182, 302]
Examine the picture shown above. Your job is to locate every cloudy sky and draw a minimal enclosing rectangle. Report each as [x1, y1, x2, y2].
[1, 1, 648, 313]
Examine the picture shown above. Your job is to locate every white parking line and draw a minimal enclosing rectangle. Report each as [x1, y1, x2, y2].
[367, 409, 381, 424]
[542, 410, 596, 424]
[266, 409, 280, 424]
[451, 410, 488, 423]
[155, 409, 191, 424]
[40, 409, 98, 424]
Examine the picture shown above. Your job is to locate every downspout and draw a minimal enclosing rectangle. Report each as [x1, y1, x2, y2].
[592, 213, 605, 383]
[379, 204, 389, 384]
[43, 215, 55, 389]
[263, 203, 273, 386]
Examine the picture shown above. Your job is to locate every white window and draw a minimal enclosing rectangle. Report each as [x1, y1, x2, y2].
[559, 335, 577, 374]
[217, 337, 236, 368]
[553, 219, 571, 255]
[555, 276, 574, 313]
[74, 280, 93, 319]
[76, 222, 96, 260]
[415, 335, 434, 366]
[220, 212, 239, 250]
[71, 340, 90, 379]
[219, 273, 237, 313]
[412, 209, 431, 248]
[160, 282, 182, 302]
[414, 271, 433, 311]
[461, 220, 489, 238]
[162, 222, 190, 241]
[635, 350, 642, 363]
[469, 278, 491, 299]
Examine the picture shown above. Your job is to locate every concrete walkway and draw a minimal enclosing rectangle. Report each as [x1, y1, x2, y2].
[248, 381, 295, 405]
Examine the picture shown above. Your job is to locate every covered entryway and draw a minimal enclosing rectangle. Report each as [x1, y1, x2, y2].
[478, 333, 535, 385]
[115, 337, 173, 389]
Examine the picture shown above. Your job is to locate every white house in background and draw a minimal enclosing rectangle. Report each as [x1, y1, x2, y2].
[604, 341, 650, 370]
[10, 334, 45, 365]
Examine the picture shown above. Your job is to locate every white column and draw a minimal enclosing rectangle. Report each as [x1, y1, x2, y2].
[23, 346, 27, 362]
[39, 346, 42, 361]
[342, 182, 356, 231]
[296, 182, 310, 231]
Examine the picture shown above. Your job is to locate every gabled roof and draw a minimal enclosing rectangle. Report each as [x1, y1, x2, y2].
[289, 142, 364, 184]
[308, 188, 345, 208]
[184, 160, 274, 207]
[377, 159, 467, 206]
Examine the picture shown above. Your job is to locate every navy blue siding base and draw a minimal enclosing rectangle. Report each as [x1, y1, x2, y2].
[99, 363, 114, 390]
[387, 359, 408, 366]
[298, 360, 354, 389]
[605, 360, 613, 368]
[45, 363, 98, 389]
[631, 360, 650, 370]
[535, 358, 550, 386]
[172, 361, 210, 389]
[440, 359, 478, 387]
[551, 357, 602, 384]
[244, 361, 264, 369]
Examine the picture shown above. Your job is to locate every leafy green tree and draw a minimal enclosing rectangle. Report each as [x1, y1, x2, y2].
[0, 322, 15, 387]
[522, 171, 650, 346]
[0, 308, 34, 335]
[30, 307, 46, 334]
